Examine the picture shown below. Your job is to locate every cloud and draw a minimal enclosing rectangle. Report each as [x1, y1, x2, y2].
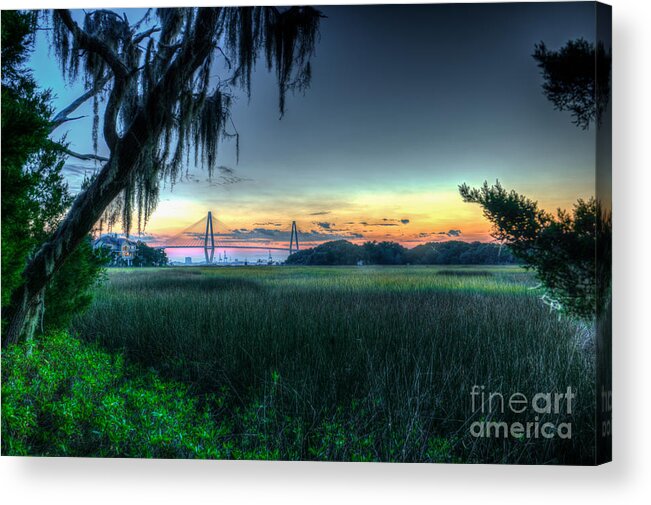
[217, 165, 234, 175]
[128, 233, 158, 242]
[309, 211, 331, 216]
[62, 163, 100, 193]
[145, 216, 368, 247]
[376, 218, 410, 225]
[359, 221, 398, 227]
[253, 227, 282, 237]
[217, 226, 365, 244]
[63, 163, 96, 177]
[428, 229, 463, 237]
[415, 229, 462, 240]
[206, 174, 249, 186]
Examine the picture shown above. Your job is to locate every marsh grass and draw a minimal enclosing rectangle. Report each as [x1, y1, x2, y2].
[436, 269, 494, 277]
[72, 265, 596, 463]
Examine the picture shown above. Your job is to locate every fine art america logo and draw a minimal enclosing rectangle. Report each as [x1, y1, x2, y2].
[469, 385, 575, 439]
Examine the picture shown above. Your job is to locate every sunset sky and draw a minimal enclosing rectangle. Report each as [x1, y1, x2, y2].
[31, 3, 598, 261]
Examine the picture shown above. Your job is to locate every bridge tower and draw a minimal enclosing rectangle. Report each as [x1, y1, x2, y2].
[204, 211, 215, 264]
[289, 220, 299, 255]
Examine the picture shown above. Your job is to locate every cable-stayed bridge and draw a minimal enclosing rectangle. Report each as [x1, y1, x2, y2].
[150, 212, 300, 263]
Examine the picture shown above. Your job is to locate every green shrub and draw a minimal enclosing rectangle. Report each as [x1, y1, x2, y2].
[1, 332, 231, 458]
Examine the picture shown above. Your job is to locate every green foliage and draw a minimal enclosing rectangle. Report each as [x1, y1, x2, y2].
[1, 11, 38, 81]
[426, 437, 461, 463]
[287, 239, 366, 265]
[408, 240, 518, 265]
[1, 10, 58, 309]
[2, 332, 231, 458]
[43, 239, 110, 331]
[533, 38, 611, 130]
[133, 241, 168, 267]
[1, 10, 108, 331]
[459, 180, 611, 319]
[286, 239, 518, 266]
[364, 241, 407, 265]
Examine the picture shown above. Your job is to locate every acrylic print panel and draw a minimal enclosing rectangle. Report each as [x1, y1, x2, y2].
[0, 2, 611, 465]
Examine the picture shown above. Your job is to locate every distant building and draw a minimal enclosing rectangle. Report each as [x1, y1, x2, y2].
[185, 257, 192, 264]
[93, 234, 137, 266]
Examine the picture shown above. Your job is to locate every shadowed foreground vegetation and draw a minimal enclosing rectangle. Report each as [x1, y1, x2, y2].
[4, 266, 595, 463]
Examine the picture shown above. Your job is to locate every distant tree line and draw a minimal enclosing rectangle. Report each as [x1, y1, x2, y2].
[102, 241, 168, 267]
[133, 242, 168, 267]
[285, 240, 519, 266]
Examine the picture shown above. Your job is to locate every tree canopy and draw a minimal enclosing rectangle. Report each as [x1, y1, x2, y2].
[133, 242, 168, 267]
[459, 180, 609, 319]
[533, 38, 611, 130]
[286, 240, 518, 266]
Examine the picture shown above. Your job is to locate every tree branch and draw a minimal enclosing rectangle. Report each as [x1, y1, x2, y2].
[49, 75, 111, 132]
[132, 8, 152, 31]
[103, 80, 124, 151]
[54, 10, 130, 80]
[133, 26, 160, 45]
[52, 115, 87, 127]
[61, 146, 109, 162]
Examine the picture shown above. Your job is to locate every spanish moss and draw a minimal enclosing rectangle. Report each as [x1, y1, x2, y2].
[49, 7, 322, 235]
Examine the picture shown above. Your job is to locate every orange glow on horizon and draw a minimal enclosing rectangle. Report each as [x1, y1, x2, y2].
[131, 177, 594, 251]
[138, 186, 510, 248]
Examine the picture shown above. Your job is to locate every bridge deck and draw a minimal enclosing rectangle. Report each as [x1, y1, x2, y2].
[151, 214, 299, 253]
[154, 245, 291, 251]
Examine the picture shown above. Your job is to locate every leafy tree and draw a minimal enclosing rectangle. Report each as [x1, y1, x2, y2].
[529, 37, 612, 319]
[459, 181, 609, 319]
[363, 241, 407, 265]
[1, 10, 53, 309]
[287, 240, 365, 265]
[407, 241, 517, 265]
[133, 242, 168, 267]
[533, 38, 611, 130]
[4, 7, 323, 345]
[286, 239, 518, 266]
[1, 11, 107, 337]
